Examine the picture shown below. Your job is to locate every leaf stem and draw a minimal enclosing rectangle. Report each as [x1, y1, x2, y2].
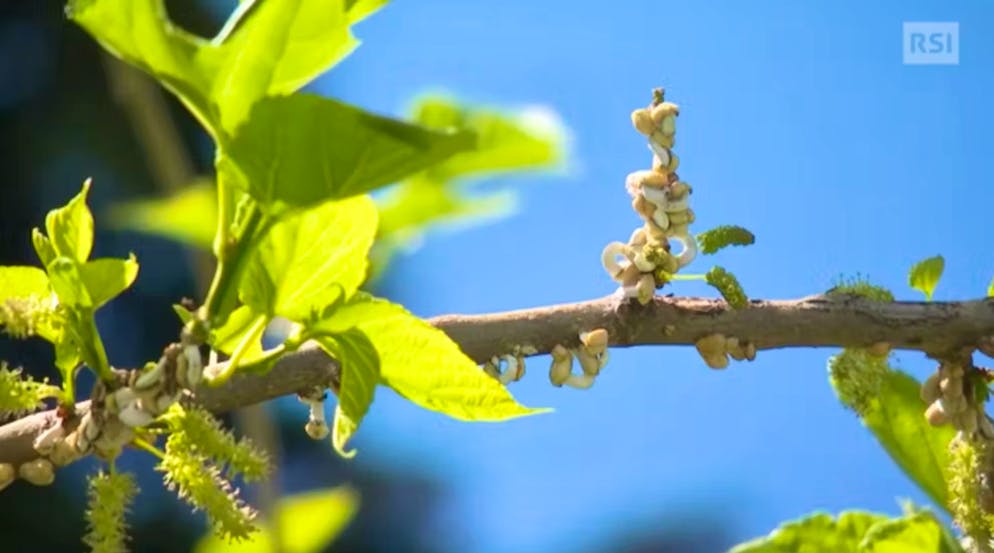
[668, 273, 706, 281]
[209, 315, 268, 386]
[202, 203, 269, 328]
[132, 437, 165, 460]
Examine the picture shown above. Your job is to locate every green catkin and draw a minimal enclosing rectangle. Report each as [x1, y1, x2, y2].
[827, 349, 888, 415]
[83, 471, 138, 553]
[705, 266, 748, 309]
[696, 225, 756, 255]
[0, 362, 59, 417]
[948, 439, 994, 550]
[159, 404, 269, 482]
[157, 431, 258, 541]
[828, 275, 895, 303]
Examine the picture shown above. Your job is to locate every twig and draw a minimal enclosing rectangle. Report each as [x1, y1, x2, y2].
[3, 293, 994, 467]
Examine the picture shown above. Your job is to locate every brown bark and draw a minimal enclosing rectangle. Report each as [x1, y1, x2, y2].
[3, 293, 993, 467]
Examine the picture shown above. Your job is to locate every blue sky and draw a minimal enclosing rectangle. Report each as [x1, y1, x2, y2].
[290, 1, 994, 551]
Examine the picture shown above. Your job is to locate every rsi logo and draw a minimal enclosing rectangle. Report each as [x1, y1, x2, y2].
[903, 22, 959, 65]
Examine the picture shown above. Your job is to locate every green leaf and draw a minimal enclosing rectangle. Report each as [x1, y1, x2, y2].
[860, 510, 964, 553]
[313, 329, 380, 457]
[47, 258, 93, 309]
[210, 305, 262, 356]
[211, 0, 356, 131]
[69, 0, 379, 137]
[909, 255, 944, 301]
[410, 96, 565, 181]
[239, 195, 377, 321]
[31, 228, 57, 267]
[696, 225, 756, 255]
[80, 256, 139, 308]
[0, 266, 50, 301]
[987, 275, 993, 297]
[108, 179, 217, 250]
[373, 97, 565, 272]
[705, 266, 748, 309]
[192, 486, 358, 553]
[46, 258, 110, 378]
[45, 180, 94, 263]
[309, 293, 547, 421]
[67, 0, 219, 134]
[730, 510, 888, 552]
[838, 369, 955, 509]
[219, 94, 475, 214]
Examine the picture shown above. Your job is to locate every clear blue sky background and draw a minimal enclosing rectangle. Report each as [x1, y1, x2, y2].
[297, 1, 991, 551]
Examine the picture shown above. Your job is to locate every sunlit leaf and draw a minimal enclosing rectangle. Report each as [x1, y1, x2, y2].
[67, 0, 218, 134]
[239, 195, 377, 321]
[831, 364, 955, 509]
[860, 509, 964, 553]
[0, 266, 50, 301]
[730, 510, 887, 552]
[909, 255, 944, 301]
[80, 255, 139, 308]
[373, 97, 564, 270]
[313, 329, 379, 457]
[211, 0, 357, 131]
[411, 96, 565, 181]
[45, 179, 94, 263]
[219, 94, 475, 214]
[68, 0, 379, 137]
[309, 293, 547, 421]
[108, 179, 217, 250]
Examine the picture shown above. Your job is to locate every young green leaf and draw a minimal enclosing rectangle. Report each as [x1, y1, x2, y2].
[45, 179, 94, 263]
[0, 266, 49, 300]
[859, 509, 964, 553]
[308, 293, 547, 421]
[70, 0, 387, 139]
[31, 228, 57, 267]
[212, 0, 357, 131]
[373, 97, 565, 274]
[80, 256, 139, 308]
[313, 328, 380, 457]
[729, 510, 888, 552]
[705, 266, 748, 308]
[108, 179, 217, 250]
[67, 0, 218, 134]
[210, 305, 265, 361]
[218, 94, 475, 214]
[411, 95, 565, 181]
[239, 195, 377, 321]
[909, 255, 944, 301]
[987, 275, 994, 297]
[696, 225, 756, 255]
[831, 366, 955, 509]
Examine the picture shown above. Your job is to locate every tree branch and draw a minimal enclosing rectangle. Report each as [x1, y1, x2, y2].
[3, 293, 994, 467]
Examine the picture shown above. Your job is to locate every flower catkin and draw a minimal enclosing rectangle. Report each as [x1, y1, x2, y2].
[83, 470, 138, 553]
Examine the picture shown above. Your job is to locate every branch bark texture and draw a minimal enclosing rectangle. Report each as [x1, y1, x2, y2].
[3, 293, 994, 466]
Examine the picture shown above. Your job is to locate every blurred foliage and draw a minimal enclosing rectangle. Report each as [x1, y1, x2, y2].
[193, 486, 358, 553]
